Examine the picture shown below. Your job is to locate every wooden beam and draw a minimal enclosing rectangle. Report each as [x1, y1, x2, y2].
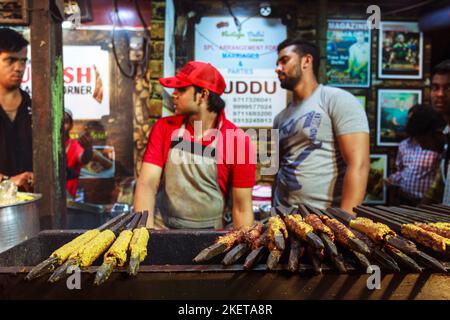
[30, 0, 66, 229]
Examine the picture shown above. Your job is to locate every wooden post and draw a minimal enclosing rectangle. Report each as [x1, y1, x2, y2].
[30, 0, 66, 229]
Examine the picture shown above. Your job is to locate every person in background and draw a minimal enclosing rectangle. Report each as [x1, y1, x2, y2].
[387, 105, 446, 205]
[134, 61, 255, 229]
[422, 60, 450, 204]
[273, 37, 370, 214]
[0, 28, 34, 190]
[64, 109, 93, 198]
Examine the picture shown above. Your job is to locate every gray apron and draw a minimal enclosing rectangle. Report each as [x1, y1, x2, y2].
[156, 120, 225, 229]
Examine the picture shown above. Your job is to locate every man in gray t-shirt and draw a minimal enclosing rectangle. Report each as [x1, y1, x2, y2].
[273, 38, 370, 213]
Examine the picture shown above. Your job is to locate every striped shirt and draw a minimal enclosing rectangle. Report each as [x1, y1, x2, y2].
[390, 138, 441, 199]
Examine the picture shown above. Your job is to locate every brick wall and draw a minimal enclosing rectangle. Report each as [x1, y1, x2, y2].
[133, 1, 166, 176]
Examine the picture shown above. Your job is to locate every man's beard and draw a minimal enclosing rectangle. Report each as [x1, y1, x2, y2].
[279, 68, 302, 91]
[4, 77, 23, 90]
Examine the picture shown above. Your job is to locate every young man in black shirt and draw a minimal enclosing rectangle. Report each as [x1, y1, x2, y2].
[0, 28, 34, 190]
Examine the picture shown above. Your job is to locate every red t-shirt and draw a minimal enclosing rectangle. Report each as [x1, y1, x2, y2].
[142, 111, 256, 198]
[66, 138, 84, 197]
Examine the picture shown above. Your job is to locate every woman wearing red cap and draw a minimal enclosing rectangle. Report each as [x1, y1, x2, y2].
[134, 61, 256, 229]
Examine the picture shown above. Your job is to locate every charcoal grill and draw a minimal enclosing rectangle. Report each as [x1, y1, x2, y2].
[1, 228, 450, 299]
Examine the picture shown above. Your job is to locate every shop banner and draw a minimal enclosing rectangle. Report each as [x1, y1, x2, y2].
[195, 16, 287, 127]
[21, 45, 110, 120]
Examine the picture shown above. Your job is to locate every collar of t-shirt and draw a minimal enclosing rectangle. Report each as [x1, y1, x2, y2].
[183, 110, 226, 144]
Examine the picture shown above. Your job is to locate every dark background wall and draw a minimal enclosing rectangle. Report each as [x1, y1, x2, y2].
[160, 0, 449, 204]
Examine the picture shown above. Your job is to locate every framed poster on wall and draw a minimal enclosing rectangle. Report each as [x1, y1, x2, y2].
[378, 21, 423, 79]
[326, 19, 371, 88]
[365, 154, 388, 204]
[355, 94, 367, 112]
[0, 0, 29, 25]
[377, 89, 422, 146]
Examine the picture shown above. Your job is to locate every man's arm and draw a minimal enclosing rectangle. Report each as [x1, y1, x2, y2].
[77, 132, 93, 165]
[337, 132, 370, 215]
[231, 187, 254, 229]
[1, 172, 34, 191]
[133, 162, 163, 228]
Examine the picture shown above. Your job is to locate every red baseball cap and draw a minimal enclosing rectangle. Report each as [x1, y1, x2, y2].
[159, 61, 226, 95]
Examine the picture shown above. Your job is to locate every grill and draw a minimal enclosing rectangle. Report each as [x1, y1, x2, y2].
[1, 205, 450, 299]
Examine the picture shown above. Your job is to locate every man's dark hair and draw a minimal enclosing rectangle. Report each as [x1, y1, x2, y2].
[432, 59, 450, 77]
[277, 38, 320, 79]
[0, 28, 29, 53]
[194, 86, 225, 113]
[406, 104, 446, 138]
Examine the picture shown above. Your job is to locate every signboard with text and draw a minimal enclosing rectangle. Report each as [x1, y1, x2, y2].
[21, 45, 110, 120]
[195, 17, 287, 127]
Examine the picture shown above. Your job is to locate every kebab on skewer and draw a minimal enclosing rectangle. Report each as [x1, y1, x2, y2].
[284, 214, 324, 250]
[349, 206, 448, 272]
[401, 223, 450, 256]
[193, 226, 248, 263]
[415, 222, 450, 239]
[25, 212, 131, 281]
[128, 212, 151, 276]
[94, 213, 142, 285]
[48, 213, 134, 283]
[243, 230, 268, 270]
[222, 223, 264, 266]
[266, 215, 288, 270]
[298, 205, 348, 273]
[319, 215, 370, 255]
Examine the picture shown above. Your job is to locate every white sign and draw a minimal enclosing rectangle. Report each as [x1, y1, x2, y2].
[21, 45, 110, 120]
[195, 17, 287, 127]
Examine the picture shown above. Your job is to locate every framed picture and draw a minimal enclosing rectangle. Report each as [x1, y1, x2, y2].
[365, 154, 388, 204]
[64, 0, 93, 23]
[80, 146, 115, 179]
[0, 0, 29, 25]
[326, 19, 371, 87]
[378, 21, 423, 79]
[355, 94, 367, 112]
[377, 89, 422, 146]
